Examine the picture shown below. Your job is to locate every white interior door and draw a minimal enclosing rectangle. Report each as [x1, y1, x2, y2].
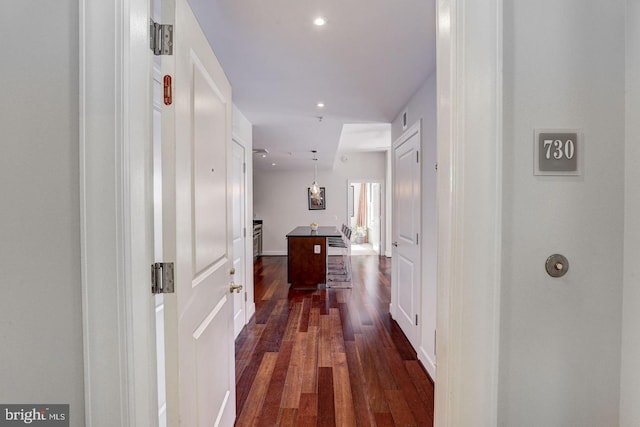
[392, 124, 421, 347]
[231, 140, 247, 338]
[161, 0, 236, 425]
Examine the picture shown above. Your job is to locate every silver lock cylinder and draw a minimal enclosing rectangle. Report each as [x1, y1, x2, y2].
[545, 254, 569, 278]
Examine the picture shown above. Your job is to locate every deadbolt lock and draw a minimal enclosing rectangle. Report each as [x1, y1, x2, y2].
[545, 254, 569, 278]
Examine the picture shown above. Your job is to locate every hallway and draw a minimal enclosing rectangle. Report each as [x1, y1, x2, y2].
[235, 256, 434, 426]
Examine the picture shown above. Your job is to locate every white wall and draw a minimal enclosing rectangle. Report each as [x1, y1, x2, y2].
[500, 1, 625, 425]
[621, 0, 640, 425]
[0, 1, 85, 425]
[391, 72, 438, 377]
[254, 152, 385, 254]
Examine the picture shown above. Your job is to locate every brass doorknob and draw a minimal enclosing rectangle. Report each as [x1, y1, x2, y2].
[229, 282, 243, 293]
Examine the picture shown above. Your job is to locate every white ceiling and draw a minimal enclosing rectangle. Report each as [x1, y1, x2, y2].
[188, 0, 436, 171]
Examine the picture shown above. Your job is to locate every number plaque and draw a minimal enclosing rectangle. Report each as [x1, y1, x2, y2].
[534, 130, 580, 176]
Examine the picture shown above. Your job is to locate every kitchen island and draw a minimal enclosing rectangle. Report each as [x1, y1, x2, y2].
[286, 226, 341, 290]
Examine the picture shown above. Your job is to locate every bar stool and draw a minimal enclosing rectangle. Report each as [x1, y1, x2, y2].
[327, 225, 351, 286]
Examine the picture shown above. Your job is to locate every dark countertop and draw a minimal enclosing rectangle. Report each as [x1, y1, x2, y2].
[286, 226, 341, 237]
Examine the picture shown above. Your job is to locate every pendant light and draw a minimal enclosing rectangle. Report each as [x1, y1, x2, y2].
[310, 150, 320, 195]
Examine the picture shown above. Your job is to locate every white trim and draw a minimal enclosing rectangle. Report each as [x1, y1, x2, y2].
[385, 149, 393, 258]
[193, 295, 228, 339]
[260, 250, 288, 257]
[346, 178, 385, 255]
[418, 345, 436, 379]
[232, 131, 256, 324]
[79, 0, 129, 424]
[214, 390, 232, 427]
[435, 0, 503, 425]
[80, 0, 156, 425]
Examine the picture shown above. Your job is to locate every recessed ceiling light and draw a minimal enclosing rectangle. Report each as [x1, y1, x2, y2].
[271, 163, 277, 166]
[261, 154, 267, 158]
[313, 17, 326, 26]
[317, 102, 325, 108]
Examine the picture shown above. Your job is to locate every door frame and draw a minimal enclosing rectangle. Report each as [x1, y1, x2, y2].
[434, 0, 503, 425]
[79, 0, 504, 425]
[80, 0, 157, 425]
[346, 178, 385, 253]
[232, 132, 256, 330]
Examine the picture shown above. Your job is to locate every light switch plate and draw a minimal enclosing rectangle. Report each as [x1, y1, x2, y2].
[314, 245, 321, 254]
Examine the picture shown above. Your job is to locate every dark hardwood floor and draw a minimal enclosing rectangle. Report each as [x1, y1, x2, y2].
[235, 255, 434, 426]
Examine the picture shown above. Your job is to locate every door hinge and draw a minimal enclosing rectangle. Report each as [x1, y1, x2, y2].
[243, 162, 247, 173]
[416, 151, 420, 163]
[434, 330, 437, 357]
[416, 233, 419, 245]
[150, 20, 173, 56]
[151, 262, 175, 294]
[415, 314, 419, 326]
[435, 163, 438, 171]
[245, 292, 248, 302]
[243, 227, 246, 238]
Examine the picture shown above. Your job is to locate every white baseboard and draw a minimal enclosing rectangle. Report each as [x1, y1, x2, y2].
[259, 250, 287, 256]
[419, 345, 436, 380]
[246, 302, 256, 323]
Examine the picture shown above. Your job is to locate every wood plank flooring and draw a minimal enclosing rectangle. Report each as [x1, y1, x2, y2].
[235, 255, 434, 426]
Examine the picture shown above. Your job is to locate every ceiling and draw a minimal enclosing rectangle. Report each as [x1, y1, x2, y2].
[188, 0, 436, 171]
